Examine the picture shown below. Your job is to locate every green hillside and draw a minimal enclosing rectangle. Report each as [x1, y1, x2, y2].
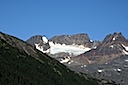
[0, 32, 115, 85]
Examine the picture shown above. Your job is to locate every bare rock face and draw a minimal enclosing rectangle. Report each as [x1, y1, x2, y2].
[49, 33, 91, 46]
[26, 35, 43, 46]
[69, 32, 128, 85]
[77, 32, 128, 64]
[26, 35, 50, 50]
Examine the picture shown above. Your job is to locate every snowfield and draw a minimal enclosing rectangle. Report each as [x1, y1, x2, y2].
[49, 42, 91, 55]
[35, 41, 91, 56]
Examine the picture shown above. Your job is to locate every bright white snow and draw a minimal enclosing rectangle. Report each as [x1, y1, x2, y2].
[60, 57, 71, 63]
[42, 36, 48, 43]
[109, 45, 114, 48]
[121, 44, 128, 55]
[92, 46, 97, 49]
[97, 69, 104, 73]
[68, 60, 73, 64]
[122, 50, 128, 55]
[113, 37, 116, 40]
[117, 68, 121, 72]
[125, 59, 128, 62]
[35, 44, 50, 53]
[35, 41, 91, 56]
[49, 41, 91, 56]
[114, 68, 121, 72]
[81, 65, 86, 68]
[90, 40, 93, 42]
[122, 44, 128, 51]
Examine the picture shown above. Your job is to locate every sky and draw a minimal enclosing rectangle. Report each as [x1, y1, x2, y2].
[0, 0, 128, 41]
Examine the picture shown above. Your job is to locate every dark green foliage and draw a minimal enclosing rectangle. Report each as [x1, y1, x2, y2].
[0, 38, 112, 85]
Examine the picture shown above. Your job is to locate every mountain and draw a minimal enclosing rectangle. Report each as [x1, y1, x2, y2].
[0, 32, 113, 85]
[26, 33, 100, 57]
[72, 32, 128, 84]
[78, 32, 128, 64]
[26, 33, 101, 69]
[27, 32, 128, 84]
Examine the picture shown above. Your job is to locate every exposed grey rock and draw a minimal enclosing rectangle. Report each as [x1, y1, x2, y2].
[26, 35, 43, 46]
[26, 35, 50, 50]
[49, 33, 91, 46]
[80, 32, 128, 63]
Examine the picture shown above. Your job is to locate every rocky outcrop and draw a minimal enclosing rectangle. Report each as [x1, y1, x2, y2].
[26, 35, 43, 46]
[77, 32, 128, 64]
[49, 33, 91, 46]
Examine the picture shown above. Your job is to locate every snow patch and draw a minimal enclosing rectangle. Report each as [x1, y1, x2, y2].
[97, 69, 104, 73]
[42, 36, 48, 43]
[81, 65, 86, 68]
[125, 59, 128, 62]
[122, 44, 128, 51]
[90, 40, 93, 42]
[113, 37, 116, 40]
[68, 60, 73, 64]
[122, 50, 128, 55]
[35, 44, 50, 53]
[109, 45, 114, 48]
[93, 46, 97, 49]
[113, 68, 121, 72]
[117, 68, 121, 72]
[60, 57, 71, 63]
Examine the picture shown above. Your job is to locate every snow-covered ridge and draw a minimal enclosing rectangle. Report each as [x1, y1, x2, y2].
[33, 34, 92, 55]
[35, 40, 91, 56]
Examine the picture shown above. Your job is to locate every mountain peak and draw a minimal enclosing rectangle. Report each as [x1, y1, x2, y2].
[26, 35, 43, 46]
[49, 33, 90, 45]
[80, 32, 128, 64]
[102, 32, 126, 45]
[26, 35, 49, 46]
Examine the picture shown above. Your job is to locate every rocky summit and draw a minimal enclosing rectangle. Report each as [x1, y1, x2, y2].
[49, 33, 91, 46]
[78, 32, 128, 64]
[71, 32, 128, 85]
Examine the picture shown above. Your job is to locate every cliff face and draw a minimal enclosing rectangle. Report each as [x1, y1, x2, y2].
[49, 33, 91, 46]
